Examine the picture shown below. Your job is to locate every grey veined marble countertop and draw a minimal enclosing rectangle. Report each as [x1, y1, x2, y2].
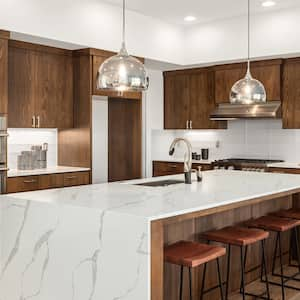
[3, 170, 300, 221]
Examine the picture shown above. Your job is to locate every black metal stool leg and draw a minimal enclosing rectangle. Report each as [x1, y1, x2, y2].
[200, 263, 207, 300]
[240, 246, 246, 300]
[261, 239, 271, 300]
[294, 228, 300, 273]
[189, 267, 192, 300]
[278, 232, 286, 300]
[272, 232, 279, 275]
[240, 245, 248, 293]
[179, 265, 184, 300]
[216, 257, 224, 300]
[225, 245, 231, 300]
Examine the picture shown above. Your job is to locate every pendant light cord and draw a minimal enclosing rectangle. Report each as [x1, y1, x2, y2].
[122, 0, 126, 47]
[247, 0, 251, 73]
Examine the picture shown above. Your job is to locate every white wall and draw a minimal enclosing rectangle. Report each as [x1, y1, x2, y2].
[151, 119, 300, 164]
[7, 129, 57, 170]
[143, 69, 164, 177]
[92, 96, 108, 183]
[0, 0, 184, 65]
[184, 6, 300, 65]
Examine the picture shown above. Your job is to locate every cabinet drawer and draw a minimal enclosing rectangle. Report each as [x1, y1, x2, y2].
[268, 167, 300, 174]
[192, 163, 213, 171]
[7, 176, 39, 193]
[39, 174, 64, 190]
[153, 161, 183, 177]
[63, 171, 90, 187]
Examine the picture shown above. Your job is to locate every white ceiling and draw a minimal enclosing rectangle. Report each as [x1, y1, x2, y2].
[101, 0, 300, 25]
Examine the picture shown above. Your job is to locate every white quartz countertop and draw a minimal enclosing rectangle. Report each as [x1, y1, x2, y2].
[3, 170, 300, 221]
[267, 162, 300, 169]
[8, 166, 90, 177]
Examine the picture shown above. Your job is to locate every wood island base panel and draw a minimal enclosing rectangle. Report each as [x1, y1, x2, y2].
[2, 170, 300, 299]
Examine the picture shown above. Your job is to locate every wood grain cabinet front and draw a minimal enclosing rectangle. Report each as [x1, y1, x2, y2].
[214, 59, 282, 104]
[7, 176, 39, 193]
[8, 40, 74, 129]
[153, 161, 213, 177]
[268, 167, 300, 174]
[63, 171, 90, 187]
[7, 171, 90, 193]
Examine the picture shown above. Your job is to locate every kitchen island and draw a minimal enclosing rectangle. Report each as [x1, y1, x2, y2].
[1, 170, 300, 300]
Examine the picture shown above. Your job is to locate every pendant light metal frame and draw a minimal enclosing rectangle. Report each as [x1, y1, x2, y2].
[229, 0, 266, 104]
[96, 0, 149, 93]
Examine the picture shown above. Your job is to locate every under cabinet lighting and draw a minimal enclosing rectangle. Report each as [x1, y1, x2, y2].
[262, 1, 276, 7]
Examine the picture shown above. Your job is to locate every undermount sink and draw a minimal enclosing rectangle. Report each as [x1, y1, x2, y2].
[135, 179, 184, 187]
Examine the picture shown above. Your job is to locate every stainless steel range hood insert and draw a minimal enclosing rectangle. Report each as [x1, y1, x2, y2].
[210, 101, 281, 121]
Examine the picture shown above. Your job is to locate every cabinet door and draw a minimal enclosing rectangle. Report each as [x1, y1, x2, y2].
[7, 176, 39, 193]
[282, 59, 300, 129]
[190, 71, 225, 129]
[164, 74, 190, 129]
[8, 46, 36, 127]
[0, 37, 8, 114]
[39, 174, 64, 189]
[63, 171, 90, 187]
[215, 60, 282, 104]
[92, 55, 142, 100]
[152, 161, 183, 177]
[35, 51, 73, 128]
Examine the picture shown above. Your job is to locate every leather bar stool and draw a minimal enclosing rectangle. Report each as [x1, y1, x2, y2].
[202, 226, 270, 300]
[247, 215, 300, 300]
[164, 240, 226, 300]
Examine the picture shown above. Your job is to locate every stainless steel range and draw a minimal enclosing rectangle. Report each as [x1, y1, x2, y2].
[213, 158, 284, 172]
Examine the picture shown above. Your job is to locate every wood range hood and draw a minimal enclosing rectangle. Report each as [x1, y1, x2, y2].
[210, 101, 281, 121]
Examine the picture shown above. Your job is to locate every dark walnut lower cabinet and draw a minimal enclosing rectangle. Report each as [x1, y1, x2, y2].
[7, 171, 90, 193]
[153, 161, 212, 177]
[268, 167, 300, 174]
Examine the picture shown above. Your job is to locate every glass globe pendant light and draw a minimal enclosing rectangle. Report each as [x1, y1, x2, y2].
[97, 0, 149, 92]
[230, 0, 266, 104]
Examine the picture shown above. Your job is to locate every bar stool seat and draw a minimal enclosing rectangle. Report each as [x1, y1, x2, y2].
[165, 240, 226, 267]
[164, 240, 226, 300]
[246, 214, 300, 300]
[247, 215, 300, 232]
[202, 226, 270, 300]
[273, 208, 300, 220]
[201, 226, 269, 246]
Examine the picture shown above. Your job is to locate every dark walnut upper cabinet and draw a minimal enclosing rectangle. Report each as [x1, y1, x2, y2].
[282, 58, 300, 129]
[164, 69, 226, 130]
[214, 59, 282, 104]
[8, 40, 74, 128]
[0, 30, 9, 114]
[91, 50, 143, 100]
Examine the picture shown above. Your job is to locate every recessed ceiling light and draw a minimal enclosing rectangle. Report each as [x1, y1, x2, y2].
[262, 1, 276, 7]
[184, 16, 197, 22]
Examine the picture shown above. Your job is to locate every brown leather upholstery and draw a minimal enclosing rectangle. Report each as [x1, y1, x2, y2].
[247, 215, 300, 232]
[272, 208, 300, 220]
[201, 226, 269, 246]
[164, 240, 226, 268]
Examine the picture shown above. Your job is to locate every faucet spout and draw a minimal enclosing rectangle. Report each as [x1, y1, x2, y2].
[169, 138, 193, 183]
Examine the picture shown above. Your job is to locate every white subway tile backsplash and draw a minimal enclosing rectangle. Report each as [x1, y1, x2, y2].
[8, 128, 57, 169]
[151, 120, 300, 163]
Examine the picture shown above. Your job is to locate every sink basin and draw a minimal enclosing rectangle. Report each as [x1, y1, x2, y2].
[135, 179, 184, 187]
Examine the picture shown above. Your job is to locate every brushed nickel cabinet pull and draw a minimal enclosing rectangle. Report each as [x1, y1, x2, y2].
[190, 120, 193, 129]
[169, 165, 178, 168]
[32, 116, 35, 128]
[23, 179, 37, 183]
[36, 116, 40, 128]
[66, 176, 77, 179]
[186, 120, 189, 129]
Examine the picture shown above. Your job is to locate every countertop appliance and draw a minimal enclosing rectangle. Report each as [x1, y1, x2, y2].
[213, 158, 284, 172]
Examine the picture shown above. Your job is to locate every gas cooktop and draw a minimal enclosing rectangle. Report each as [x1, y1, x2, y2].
[215, 158, 284, 164]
